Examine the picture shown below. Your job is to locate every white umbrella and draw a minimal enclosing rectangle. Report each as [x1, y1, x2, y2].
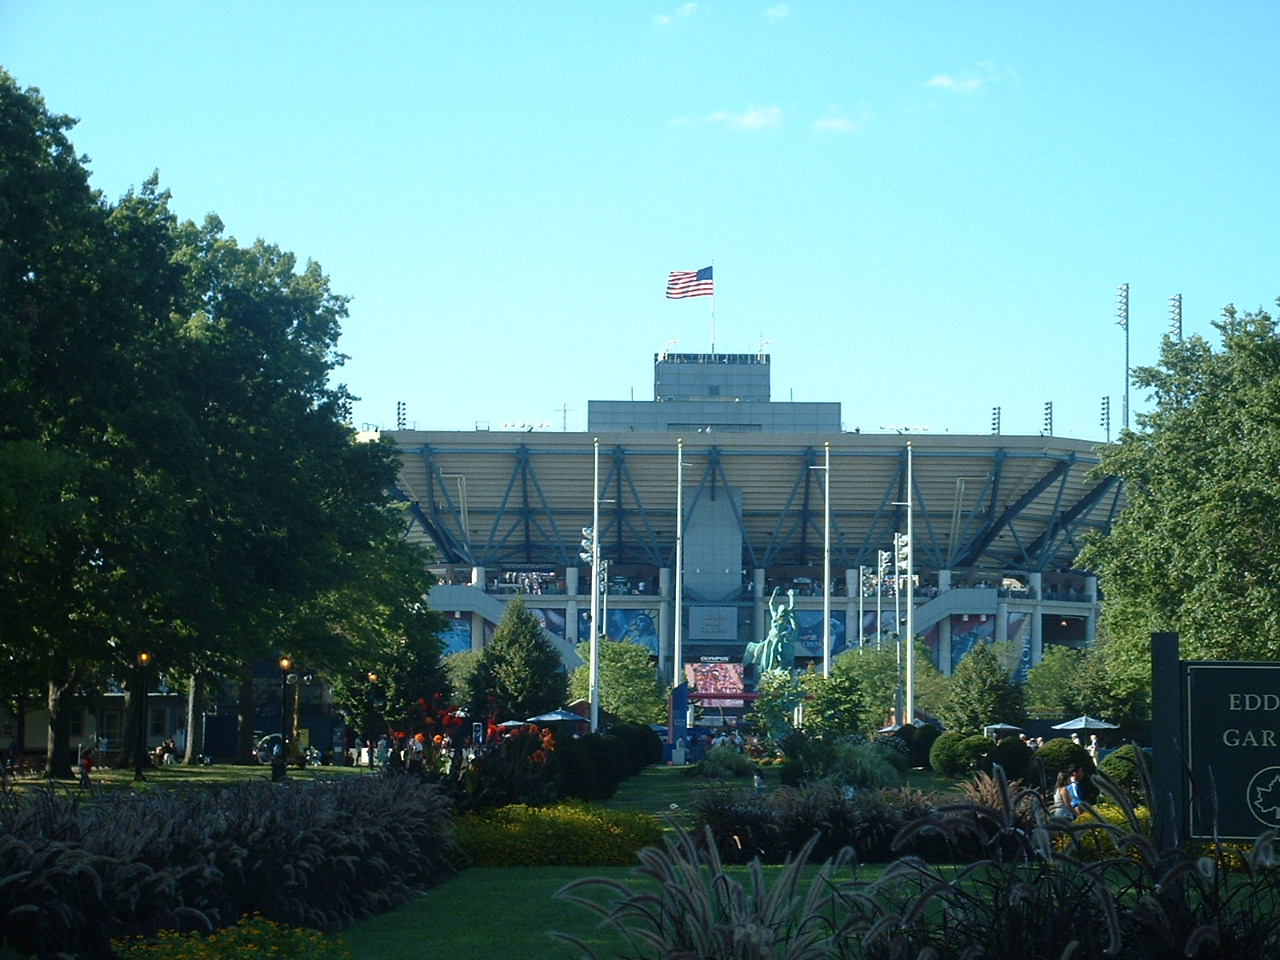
[1051, 715, 1118, 732]
[526, 709, 583, 723]
[495, 719, 526, 728]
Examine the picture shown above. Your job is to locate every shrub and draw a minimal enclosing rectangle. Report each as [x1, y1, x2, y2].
[113, 915, 347, 960]
[693, 781, 942, 866]
[824, 741, 901, 791]
[929, 730, 970, 778]
[908, 722, 940, 767]
[776, 757, 805, 787]
[870, 734, 910, 772]
[582, 734, 626, 800]
[556, 825, 857, 960]
[959, 734, 993, 773]
[1029, 737, 1092, 789]
[688, 785, 782, 864]
[452, 724, 556, 811]
[0, 777, 456, 960]
[548, 734, 600, 801]
[689, 745, 756, 780]
[1097, 743, 1150, 806]
[452, 802, 662, 867]
[988, 735, 1033, 781]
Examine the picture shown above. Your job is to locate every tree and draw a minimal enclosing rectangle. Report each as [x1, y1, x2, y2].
[568, 637, 666, 725]
[1080, 304, 1280, 708]
[801, 644, 949, 738]
[937, 641, 1025, 734]
[0, 72, 448, 773]
[1023, 644, 1085, 717]
[467, 595, 567, 722]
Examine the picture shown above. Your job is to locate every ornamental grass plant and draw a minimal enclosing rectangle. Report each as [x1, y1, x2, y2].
[0, 776, 457, 960]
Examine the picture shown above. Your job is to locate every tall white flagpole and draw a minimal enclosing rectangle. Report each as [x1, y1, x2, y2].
[674, 438, 684, 689]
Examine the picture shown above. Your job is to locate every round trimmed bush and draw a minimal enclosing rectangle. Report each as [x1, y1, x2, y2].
[1097, 743, 1150, 806]
[909, 723, 941, 768]
[930, 731, 971, 778]
[989, 735, 1033, 781]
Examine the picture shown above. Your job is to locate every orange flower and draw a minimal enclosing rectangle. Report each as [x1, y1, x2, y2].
[414, 732, 426, 743]
[432, 734, 443, 745]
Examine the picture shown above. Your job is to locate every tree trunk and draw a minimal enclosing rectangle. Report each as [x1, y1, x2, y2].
[183, 672, 206, 765]
[44, 676, 77, 780]
[235, 663, 256, 765]
[117, 686, 137, 769]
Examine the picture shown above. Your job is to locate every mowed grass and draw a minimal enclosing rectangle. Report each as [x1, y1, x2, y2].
[341, 763, 954, 960]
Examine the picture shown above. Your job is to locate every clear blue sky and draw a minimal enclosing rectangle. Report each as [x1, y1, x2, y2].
[5, 2, 1278, 439]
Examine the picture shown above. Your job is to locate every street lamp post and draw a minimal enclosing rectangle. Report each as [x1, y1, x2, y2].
[274, 655, 292, 782]
[674, 438, 684, 690]
[809, 442, 832, 677]
[133, 650, 151, 782]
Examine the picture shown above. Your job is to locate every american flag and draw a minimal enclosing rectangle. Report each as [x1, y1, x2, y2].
[666, 266, 713, 299]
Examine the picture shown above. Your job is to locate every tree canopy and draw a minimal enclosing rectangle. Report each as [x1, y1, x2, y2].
[569, 637, 666, 725]
[467, 595, 567, 722]
[0, 71, 441, 774]
[936, 641, 1025, 735]
[1080, 303, 1280, 707]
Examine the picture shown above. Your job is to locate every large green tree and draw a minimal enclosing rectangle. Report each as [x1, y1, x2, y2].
[937, 641, 1025, 734]
[568, 637, 666, 725]
[0, 72, 446, 773]
[1080, 304, 1280, 706]
[467, 595, 567, 722]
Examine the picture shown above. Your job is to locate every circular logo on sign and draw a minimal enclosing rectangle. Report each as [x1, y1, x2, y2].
[1246, 766, 1280, 828]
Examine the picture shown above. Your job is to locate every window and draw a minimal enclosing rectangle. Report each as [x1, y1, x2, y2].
[149, 707, 167, 738]
[69, 709, 84, 738]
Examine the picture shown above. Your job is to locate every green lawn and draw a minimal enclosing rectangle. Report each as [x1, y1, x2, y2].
[340, 763, 954, 959]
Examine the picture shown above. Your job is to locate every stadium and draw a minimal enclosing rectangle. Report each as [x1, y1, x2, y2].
[374, 349, 1120, 711]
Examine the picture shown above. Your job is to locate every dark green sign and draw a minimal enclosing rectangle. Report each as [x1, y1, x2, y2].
[1185, 662, 1280, 840]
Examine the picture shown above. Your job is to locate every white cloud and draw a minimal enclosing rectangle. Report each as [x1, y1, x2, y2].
[813, 104, 870, 133]
[707, 106, 782, 130]
[654, 4, 696, 25]
[925, 60, 1017, 95]
[765, 3, 790, 19]
[926, 74, 984, 94]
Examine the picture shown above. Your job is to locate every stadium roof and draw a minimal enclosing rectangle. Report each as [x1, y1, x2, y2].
[384, 429, 1120, 578]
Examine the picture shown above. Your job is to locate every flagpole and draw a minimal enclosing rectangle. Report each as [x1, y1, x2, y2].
[710, 260, 715, 355]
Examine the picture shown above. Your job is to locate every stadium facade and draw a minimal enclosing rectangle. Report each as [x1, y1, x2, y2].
[376, 351, 1121, 695]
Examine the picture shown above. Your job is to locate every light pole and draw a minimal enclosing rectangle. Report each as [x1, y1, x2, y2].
[809, 442, 832, 677]
[275, 655, 291, 781]
[133, 650, 151, 782]
[674, 438, 684, 689]
[1117, 283, 1130, 430]
[904, 442, 915, 725]
[589, 438, 601, 732]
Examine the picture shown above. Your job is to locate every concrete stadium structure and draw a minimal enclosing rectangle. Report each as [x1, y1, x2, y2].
[376, 351, 1121, 692]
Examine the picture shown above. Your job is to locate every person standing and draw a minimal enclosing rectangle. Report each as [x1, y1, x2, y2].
[79, 751, 94, 788]
[1051, 770, 1074, 819]
[1066, 766, 1086, 817]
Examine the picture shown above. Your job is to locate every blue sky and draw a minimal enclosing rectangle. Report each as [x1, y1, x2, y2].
[5, 2, 1278, 439]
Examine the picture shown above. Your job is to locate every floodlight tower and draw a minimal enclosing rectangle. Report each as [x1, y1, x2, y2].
[1117, 283, 1130, 430]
